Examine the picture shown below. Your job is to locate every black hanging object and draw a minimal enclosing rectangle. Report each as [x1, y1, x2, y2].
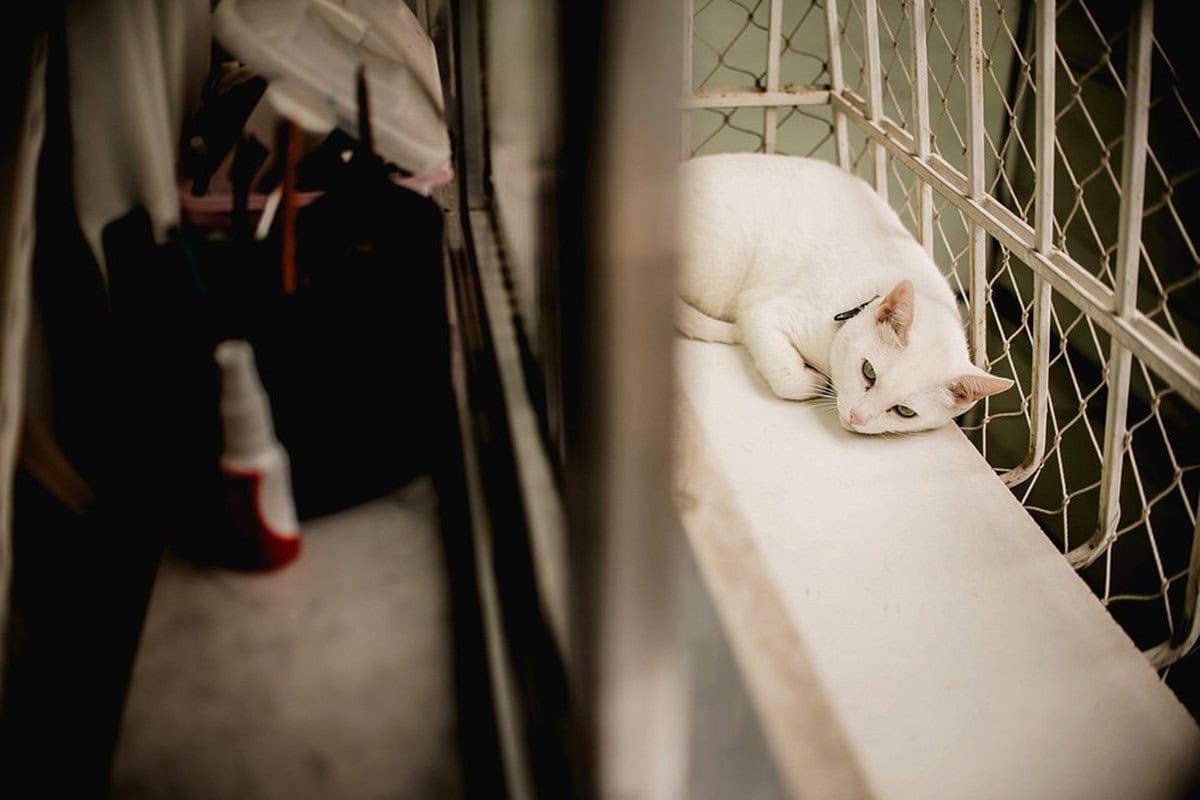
[356, 63, 375, 157]
[228, 135, 268, 242]
[184, 74, 269, 197]
[237, 63, 450, 518]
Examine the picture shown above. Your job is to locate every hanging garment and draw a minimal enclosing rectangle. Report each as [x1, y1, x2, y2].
[66, 0, 211, 278]
[1, 7, 214, 787]
[0, 35, 48, 704]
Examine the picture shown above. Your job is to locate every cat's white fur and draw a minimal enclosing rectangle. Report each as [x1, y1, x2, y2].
[677, 153, 1012, 434]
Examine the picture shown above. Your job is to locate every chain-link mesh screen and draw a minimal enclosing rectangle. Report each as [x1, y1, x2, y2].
[682, 0, 1200, 675]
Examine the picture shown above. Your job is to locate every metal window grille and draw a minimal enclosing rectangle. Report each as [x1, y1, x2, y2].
[682, 0, 1200, 671]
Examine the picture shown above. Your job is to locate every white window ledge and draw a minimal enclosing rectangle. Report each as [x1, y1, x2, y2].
[673, 337, 1200, 800]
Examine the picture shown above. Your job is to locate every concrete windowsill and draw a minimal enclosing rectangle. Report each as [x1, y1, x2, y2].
[673, 337, 1200, 800]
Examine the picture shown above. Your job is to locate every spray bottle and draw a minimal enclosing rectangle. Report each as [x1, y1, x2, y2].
[215, 339, 301, 570]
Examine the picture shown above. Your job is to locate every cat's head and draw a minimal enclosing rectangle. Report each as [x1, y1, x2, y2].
[828, 280, 1012, 434]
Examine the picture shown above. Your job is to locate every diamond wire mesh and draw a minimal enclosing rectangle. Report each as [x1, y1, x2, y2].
[888, 153, 921, 231]
[1047, 1, 1199, 662]
[1052, 0, 1126, 286]
[1101, 363, 1199, 650]
[976, 1, 1039, 224]
[877, 1, 914, 130]
[780, 0, 834, 87]
[924, 1, 968, 171]
[840, 0, 869, 98]
[689, 0, 835, 157]
[844, 0, 1200, 666]
[690, 0, 771, 154]
[683, 0, 1200, 666]
[1140, 29, 1200, 358]
[693, 0, 772, 92]
[778, 0, 837, 154]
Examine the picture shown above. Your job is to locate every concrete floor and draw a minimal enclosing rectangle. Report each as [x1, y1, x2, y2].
[111, 477, 463, 800]
[106, 468, 792, 800]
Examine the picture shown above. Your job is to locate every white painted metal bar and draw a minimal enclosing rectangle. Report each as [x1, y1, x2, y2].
[1069, 0, 1156, 570]
[1002, 0, 1055, 488]
[965, 0, 988, 368]
[681, 0, 693, 158]
[864, 0, 888, 199]
[764, 0, 784, 153]
[1146, 501, 1200, 667]
[1004, 279, 1052, 490]
[827, 90, 1200, 412]
[1185, 500, 1200, 650]
[1033, 0, 1055, 255]
[910, 0, 933, 253]
[824, 0, 850, 168]
[682, 87, 832, 109]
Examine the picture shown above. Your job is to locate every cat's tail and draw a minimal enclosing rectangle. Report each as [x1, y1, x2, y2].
[675, 298, 740, 343]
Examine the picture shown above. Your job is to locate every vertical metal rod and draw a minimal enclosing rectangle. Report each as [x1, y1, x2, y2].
[1003, 0, 1056, 488]
[1173, 502, 1200, 654]
[864, 0, 888, 198]
[681, 0, 694, 159]
[1069, 0, 1155, 569]
[910, 0, 933, 253]
[764, 0, 784, 153]
[1111, 0, 1155, 323]
[965, 0, 988, 367]
[1033, 0, 1055, 253]
[825, 0, 850, 168]
[1148, 500, 1200, 667]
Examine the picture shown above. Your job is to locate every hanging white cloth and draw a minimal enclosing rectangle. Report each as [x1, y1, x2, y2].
[66, 0, 211, 278]
[213, 0, 451, 179]
[0, 37, 48, 701]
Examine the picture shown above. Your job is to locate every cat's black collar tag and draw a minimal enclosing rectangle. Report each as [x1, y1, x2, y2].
[834, 294, 881, 322]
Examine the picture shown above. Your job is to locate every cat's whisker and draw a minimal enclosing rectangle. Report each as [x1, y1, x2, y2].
[806, 366, 832, 382]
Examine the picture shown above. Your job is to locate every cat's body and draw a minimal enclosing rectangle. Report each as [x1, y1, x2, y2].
[677, 153, 1011, 434]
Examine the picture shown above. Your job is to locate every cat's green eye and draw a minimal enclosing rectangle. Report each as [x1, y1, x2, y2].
[862, 360, 876, 384]
[894, 404, 917, 418]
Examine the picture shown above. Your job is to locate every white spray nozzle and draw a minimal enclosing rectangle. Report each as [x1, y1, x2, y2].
[216, 340, 277, 460]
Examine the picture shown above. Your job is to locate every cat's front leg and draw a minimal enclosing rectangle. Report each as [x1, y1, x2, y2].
[739, 307, 825, 400]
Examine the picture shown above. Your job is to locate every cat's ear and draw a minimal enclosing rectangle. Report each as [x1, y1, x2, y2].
[876, 280, 915, 346]
[947, 367, 1014, 406]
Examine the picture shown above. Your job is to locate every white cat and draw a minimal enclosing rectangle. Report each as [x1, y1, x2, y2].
[676, 153, 1012, 434]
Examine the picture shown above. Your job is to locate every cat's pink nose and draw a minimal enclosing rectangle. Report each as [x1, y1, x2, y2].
[848, 409, 865, 426]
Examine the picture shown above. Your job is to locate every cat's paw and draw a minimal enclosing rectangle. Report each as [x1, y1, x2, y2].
[764, 362, 825, 400]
